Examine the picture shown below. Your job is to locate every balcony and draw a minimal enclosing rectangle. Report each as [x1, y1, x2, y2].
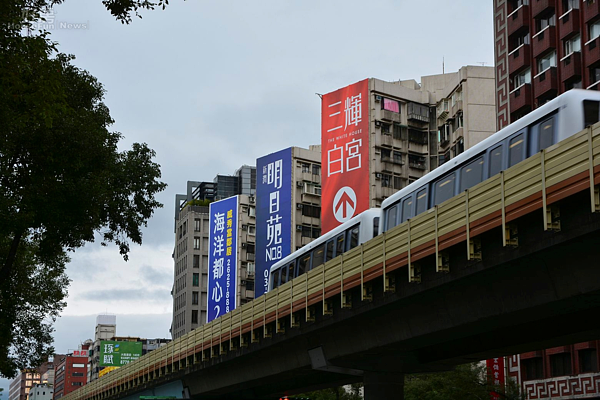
[534, 66, 558, 99]
[585, 36, 600, 67]
[507, 5, 530, 37]
[532, 25, 557, 58]
[582, 0, 600, 23]
[381, 109, 400, 122]
[532, 0, 556, 18]
[509, 83, 533, 114]
[560, 51, 582, 82]
[559, 8, 580, 40]
[451, 99, 463, 116]
[509, 44, 532, 75]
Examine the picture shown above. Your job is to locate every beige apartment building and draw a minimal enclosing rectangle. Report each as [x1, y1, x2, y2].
[366, 65, 496, 207]
[172, 192, 256, 339]
[290, 145, 322, 251]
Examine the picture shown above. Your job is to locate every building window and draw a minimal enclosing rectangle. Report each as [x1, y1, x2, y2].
[408, 154, 427, 170]
[246, 243, 255, 254]
[589, 20, 600, 41]
[550, 353, 572, 377]
[303, 182, 321, 196]
[382, 98, 400, 113]
[381, 148, 391, 163]
[393, 151, 403, 165]
[537, 51, 556, 73]
[193, 273, 199, 287]
[248, 206, 256, 217]
[191, 310, 198, 324]
[72, 372, 84, 377]
[513, 68, 531, 89]
[301, 203, 321, 218]
[72, 382, 82, 386]
[562, 0, 578, 11]
[301, 163, 310, 173]
[522, 357, 544, 380]
[381, 122, 391, 135]
[393, 176, 403, 190]
[564, 35, 581, 56]
[537, 14, 555, 33]
[193, 237, 200, 250]
[312, 165, 320, 175]
[579, 348, 598, 373]
[381, 173, 392, 188]
[193, 254, 199, 268]
[247, 262, 255, 274]
[192, 291, 199, 305]
[248, 225, 256, 236]
[194, 219, 201, 232]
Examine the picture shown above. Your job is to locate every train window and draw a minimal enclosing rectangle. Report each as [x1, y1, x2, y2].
[347, 225, 360, 250]
[539, 117, 554, 151]
[335, 233, 345, 257]
[434, 173, 456, 206]
[584, 100, 600, 127]
[287, 262, 295, 282]
[280, 264, 288, 285]
[509, 133, 526, 167]
[373, 217, 380, 237]
[460, 157, 484, 192]
[416, 188, 428, 215]
[325, 240, 334, 262]
[489, 145, 503, 177]
[385, 205, 398, 231]
[297, 253, 311, 276]
[313, 244, 325, 269]
[272, 269, 281, 289]
[401, 196, 413, 223]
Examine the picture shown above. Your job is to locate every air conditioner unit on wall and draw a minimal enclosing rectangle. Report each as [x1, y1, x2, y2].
[375, 95, 382, 102]
[296, 225, 302, 231]
[375, 120, 381, 127]
[296, 203, 303, 210]
[375, 173, 382, 180]
[296, 181, 304, 187]
[241, 243, 247, 248]
[249, 196, 255, 203]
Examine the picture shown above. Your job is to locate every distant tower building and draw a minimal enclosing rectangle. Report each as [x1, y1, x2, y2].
[88, 315, 116, 382]
[493, 0, 600, 130]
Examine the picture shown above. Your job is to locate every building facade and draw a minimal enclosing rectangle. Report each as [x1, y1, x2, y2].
[28, 384, 53, 400]
[88, 315, 116, 383]
[52, 354, 87, 400]
[321, 69, 496, 233]
[494, 1, 600, 397]
[172, 183, 257, 338]
[9, 370, 41, 400]
[494, 0, 600, 129]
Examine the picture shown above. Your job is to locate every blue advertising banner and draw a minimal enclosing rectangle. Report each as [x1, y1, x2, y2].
[255, 147, 292, 297]
[207, 196, 238, 322]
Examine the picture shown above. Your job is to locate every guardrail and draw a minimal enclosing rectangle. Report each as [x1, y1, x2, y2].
[64, 123, 600, 400]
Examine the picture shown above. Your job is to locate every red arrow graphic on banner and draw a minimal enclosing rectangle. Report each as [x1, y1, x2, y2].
[334, 191, 355, 219]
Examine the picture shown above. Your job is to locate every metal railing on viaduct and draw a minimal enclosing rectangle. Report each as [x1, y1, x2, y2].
[65, 124, 600, 399]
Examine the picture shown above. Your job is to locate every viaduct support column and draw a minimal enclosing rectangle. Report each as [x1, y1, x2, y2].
[363, 372, 404, 400]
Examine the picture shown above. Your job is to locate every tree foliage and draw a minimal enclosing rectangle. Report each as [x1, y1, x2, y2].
[0, 0, 167, 378]
[299, 384, 363, 400]
[405, 363, 524, 400]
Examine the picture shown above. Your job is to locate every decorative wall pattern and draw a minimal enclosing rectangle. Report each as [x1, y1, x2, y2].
[524, 373, 600, 399]
[494, 0, 509, 130]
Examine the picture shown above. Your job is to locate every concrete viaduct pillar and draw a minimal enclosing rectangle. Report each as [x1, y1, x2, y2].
[363, 372, 404, 400]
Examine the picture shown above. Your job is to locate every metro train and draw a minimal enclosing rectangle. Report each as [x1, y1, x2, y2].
[268, 89, 600, 292]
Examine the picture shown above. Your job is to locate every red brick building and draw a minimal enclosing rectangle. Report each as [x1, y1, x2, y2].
[494, 1, 600, 398]
[52, 354, 88, 400]
[494, 0, 600, 129]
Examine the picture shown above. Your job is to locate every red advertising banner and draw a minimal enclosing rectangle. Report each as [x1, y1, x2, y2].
[321, 79, 370, 233]
[487, 357, 505, 400]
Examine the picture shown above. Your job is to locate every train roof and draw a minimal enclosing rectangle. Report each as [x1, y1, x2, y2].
[381, 89, 600, 210]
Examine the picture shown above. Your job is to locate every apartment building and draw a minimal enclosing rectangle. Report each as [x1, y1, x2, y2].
[172, 179, 257, 338]
[9, 370, 41, 400]
[494, 0, 600, 129]
[321, 69, 496, 232]
[255, 145, 322, 297]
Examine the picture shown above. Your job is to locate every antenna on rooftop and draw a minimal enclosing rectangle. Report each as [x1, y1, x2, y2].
[443, 57, 445, 74]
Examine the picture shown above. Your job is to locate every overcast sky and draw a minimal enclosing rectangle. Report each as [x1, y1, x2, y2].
[1, 0, 494, 392]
